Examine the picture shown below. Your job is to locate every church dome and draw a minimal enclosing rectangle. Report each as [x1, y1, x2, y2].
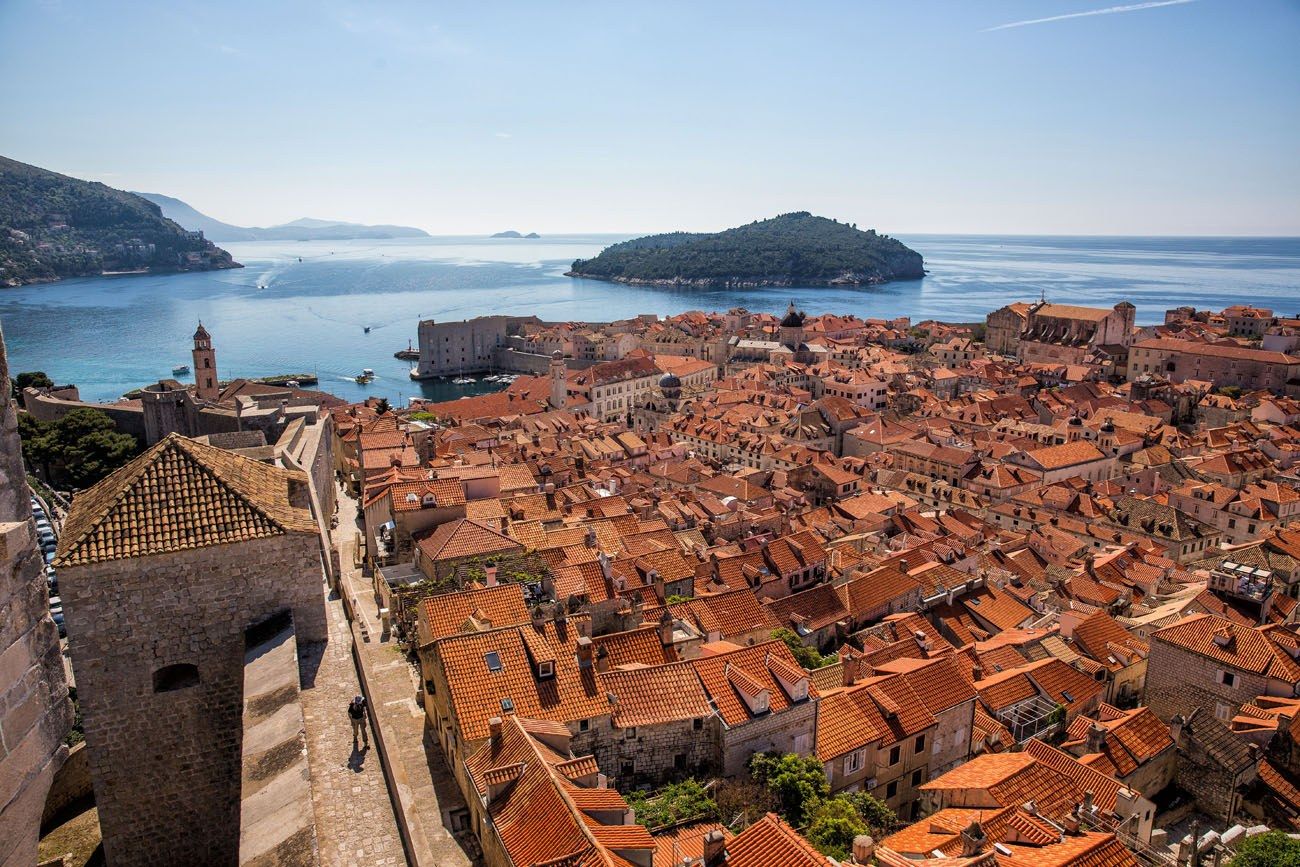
[780, 302, 805, 328]
[658, 372, 682, 390]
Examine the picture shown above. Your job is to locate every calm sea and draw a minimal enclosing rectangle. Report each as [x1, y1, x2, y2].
[2, 234, 1298, 405]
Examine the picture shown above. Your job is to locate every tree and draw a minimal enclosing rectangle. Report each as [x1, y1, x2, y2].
[748, 752, 828, 827]
[1230, 831, 1300, 867]
[839, 790, 898, 836]
[13, 370, 53, 397]
[17, 408, 140, 489]
[627, 779, 719, 829]
[806, 797, 868, 860]
[771, 627, 830, 670]
[714, 778, 778, 827]
[376, 397, 391, 414]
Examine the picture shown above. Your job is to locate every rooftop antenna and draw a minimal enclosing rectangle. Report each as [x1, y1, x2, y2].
[1039, 288, 1046, 304]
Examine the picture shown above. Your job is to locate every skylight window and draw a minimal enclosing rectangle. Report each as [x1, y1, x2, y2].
[485, 651, 502, 672]
[1062, 690, 1075, 703]
[501, 697, 515, 713]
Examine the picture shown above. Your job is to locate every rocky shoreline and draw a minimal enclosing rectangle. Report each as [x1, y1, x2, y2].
[563, 270, 916, 288]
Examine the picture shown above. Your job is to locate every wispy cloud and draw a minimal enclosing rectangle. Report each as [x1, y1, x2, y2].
[494, 132, 512, 139]
[218, 44, 241, 55]
[983, 0, 1194, 32]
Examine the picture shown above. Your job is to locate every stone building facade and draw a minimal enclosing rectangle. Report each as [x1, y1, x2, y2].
[1128, 337, 1300, 393]
[415, 315, 541, 378]
[0, 325, 72, 867]
[55, 435, 327, 866]
[984, 302, 1031, 357]
[1017, 301, 1135, 365]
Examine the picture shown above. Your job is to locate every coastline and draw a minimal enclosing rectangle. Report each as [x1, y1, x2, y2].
[563, 270, 920, 288]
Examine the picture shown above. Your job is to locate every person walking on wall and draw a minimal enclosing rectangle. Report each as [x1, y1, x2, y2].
[348, 694, 369, 748]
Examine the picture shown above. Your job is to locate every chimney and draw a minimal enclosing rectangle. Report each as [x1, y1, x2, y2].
[489, 716, 503, 744]
[1083, 790, 1095, 815]
[851, 834, 875, 864]
[842, 650, 859, 687]
[531, 606, 546, 631]
[702, 829, 726, 867]
[1086, 722, 1106, 754]
[659, 610, 674, 647]
[960, 821, 987, 856]
[595, 645, 611, 673]
[576, 636, 594, 669]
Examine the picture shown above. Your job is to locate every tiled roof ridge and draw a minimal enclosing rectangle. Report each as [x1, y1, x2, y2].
[57, 433, 310, 566]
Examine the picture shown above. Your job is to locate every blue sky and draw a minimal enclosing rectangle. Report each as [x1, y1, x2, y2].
[1, 0, 1297, 235]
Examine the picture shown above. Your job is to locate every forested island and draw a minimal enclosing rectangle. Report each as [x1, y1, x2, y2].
[0, 156, 240, 286]
[567, 212, 924, 288]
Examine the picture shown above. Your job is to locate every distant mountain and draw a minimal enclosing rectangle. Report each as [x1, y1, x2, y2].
[134, 192, 431, 241]
[491, 230, 541, 239]
[567, 212, 924, 288]
[0, 156, 240, 286]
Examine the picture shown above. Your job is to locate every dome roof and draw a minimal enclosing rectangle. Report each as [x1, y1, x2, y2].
[780, 302, 806, 328]
[658, 372, 682, 389]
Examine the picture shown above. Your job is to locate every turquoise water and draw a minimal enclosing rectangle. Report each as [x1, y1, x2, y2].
[2, 234, 1298, 405]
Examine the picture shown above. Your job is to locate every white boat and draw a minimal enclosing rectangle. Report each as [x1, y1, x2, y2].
[453, 377, 474, 384]
[172, 364, 190, 375]
[362, 368, 375, 377]
[408, 368, 420, 380]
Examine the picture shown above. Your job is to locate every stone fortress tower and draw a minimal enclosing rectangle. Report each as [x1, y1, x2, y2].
[55, 434, 328, 865]
[0, 324, 73, 867]
[193, 320, 219, 402]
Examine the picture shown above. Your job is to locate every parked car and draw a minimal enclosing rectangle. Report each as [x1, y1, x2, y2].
[44, 551, 55, 565]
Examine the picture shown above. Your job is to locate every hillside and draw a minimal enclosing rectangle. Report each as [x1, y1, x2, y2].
[135, 192, 431, 241]
[0, 157, 240, 286]
[567, 212, 924, 288]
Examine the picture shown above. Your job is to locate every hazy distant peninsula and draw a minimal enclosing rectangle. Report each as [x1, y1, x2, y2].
[567, 212, 924, 288]
[0, 156, 240, 287]
[491, 230, 540, 238]
[135, 192, 431, 242]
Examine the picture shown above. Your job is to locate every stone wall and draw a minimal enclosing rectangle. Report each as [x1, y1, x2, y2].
[1145, 638, 1268, 723]
[59, 531, 326, 866]
[720, 702, 817, 778]
[237, 616, 318, 867]
[40, 742, 91, 829]
[22, 387, 147, 440]
[0, 325, 72, 867]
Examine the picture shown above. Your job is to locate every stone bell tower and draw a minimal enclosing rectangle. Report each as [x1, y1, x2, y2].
[549, 350, 567, 409]
[192, 321, 219, 402]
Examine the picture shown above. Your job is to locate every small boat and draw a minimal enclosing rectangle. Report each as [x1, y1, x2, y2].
[363, 326, 371, 334]
[408, 368, 420, 380]
[362, 368, 375, 377]
[355, 375, 372, 384]
[172, 364, 190, 375]
[453, 377, 474, 385]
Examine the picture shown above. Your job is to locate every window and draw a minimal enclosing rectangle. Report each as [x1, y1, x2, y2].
[693, 718, 704, 731]
[153, 663, 200, 693]
[844, 750, 863, 775]
[621, 760, 635, 777]
[537, 660, 555, 679]
[1217, 670, 1237, 688]
[912, 769, 924, 786]
[425, 679, 436, 696]
[674, 753, 687, 771]
[914, 734, 925, 754]
[889, 746, 901, 765]
[578, 719, 590, 733]
[625, 726, 638, 741]
[485, 652, 503, 672]
[886, 780, 898, 799]
[1215, 702, 1231, 721]
[501, 697, 515, 713]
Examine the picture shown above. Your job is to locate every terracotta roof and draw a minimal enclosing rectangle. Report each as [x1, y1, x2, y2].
[56, 434, 317, 567]
[723, 813, 833, 867]
[417, 518, 525, 563]
[1153, 613, 1290, 676]
[603, 662, 713, 728]
[419, 584, 532, 645]
[690, 640, 814, 728]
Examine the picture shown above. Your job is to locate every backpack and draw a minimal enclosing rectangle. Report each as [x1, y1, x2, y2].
[348, 696, 366, 719]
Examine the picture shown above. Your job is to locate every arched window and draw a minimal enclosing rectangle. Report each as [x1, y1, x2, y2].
[153, 663, 200, 693]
